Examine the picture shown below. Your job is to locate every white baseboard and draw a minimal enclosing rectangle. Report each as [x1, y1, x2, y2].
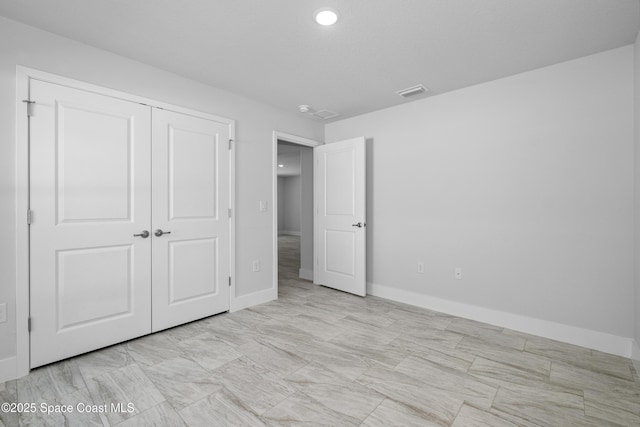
[299, 268, 313, 281]
[278, 231, 301, 236]
[0, 357, 16, 383]
[367, 282, 632, 358]
[632, 340, 640, 380]
[230, 287, 277, 312]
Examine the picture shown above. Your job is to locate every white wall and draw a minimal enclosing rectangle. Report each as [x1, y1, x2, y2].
[279, 176, 301, 235]
[327, 47, 635, 352]
[0, 17, 322, 377]
[634, 31, 640, 372]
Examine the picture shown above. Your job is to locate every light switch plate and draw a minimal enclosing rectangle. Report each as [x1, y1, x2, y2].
[0, 303, 6, 323]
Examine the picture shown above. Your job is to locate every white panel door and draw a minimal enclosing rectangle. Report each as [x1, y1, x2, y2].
[314, 137, 366, 296]
[29, 80, 152, 368]
[151, 109, 230, 332]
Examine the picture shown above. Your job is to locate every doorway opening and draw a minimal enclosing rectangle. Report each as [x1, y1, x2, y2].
[272, 132, 321, 297]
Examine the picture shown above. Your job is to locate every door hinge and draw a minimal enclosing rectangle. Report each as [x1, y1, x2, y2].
[27, 209, 32, 225]
[28, 317, 32, 332]
[228, 208, 232, 218]
[229, 139, 233, 150]
[22, 100, 35, 117]
[228, 277, 232, 287]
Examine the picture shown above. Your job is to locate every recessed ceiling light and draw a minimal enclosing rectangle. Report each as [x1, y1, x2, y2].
[315, 8, 339, 26]
[278, 164, 284, 168]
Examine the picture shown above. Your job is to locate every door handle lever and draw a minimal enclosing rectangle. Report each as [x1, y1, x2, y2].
[154, 229, 171, 237]
[351, 222, 363, 228]
[134, 230, 150, 238]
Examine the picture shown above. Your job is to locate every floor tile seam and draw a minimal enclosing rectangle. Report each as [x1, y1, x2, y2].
[132, 361, 187, 413]
[488, 405, 546, 427]
[68, 360, 92, 400]
[173, 387, 214, 417]
[182, 352, 230, 377]
[257, 386, 301, 418]
[466, 353, 553, 381]
[354, 367, 476, 412]
[465, 355, 478, 374]
[552, 360, 636, 383]
[420, 377, 497, 410]
[17, 365, 89, 406]
[82, 357, 135, 381]
[450, 399, 466, 426]
[223, 353, 303, 396]
[355, 394, 385, 426]
[374, 394, 453, 426]
[295, 388, 366, 425]
[17, 384, 97, 414]
[456, 338, 537, 362]
[583, 392, 640, 416]
[88, 371, 139, 411]
[398, 354, 474, 381]
[579, 396, 640, 426]
[182, 386, 264, 426]
[549, 360, 640, 391]
[522, 343, 593, 360]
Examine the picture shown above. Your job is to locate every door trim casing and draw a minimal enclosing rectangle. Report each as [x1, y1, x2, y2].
[272, 131, 322, 301]
[15, 66, 236, 379]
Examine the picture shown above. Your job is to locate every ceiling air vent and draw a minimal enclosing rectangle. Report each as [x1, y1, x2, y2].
[313, 109, 340, 120]
[395, 84, 428, 98]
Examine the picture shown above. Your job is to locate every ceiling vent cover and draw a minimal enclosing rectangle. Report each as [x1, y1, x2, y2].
[313, 109, 340, 120]
[395, 84, 428, 98]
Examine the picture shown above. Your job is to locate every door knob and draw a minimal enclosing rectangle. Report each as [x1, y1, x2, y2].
[133, 230, 150, 238]
[154, 229, 172, 237]
[351, 222, 363, 228]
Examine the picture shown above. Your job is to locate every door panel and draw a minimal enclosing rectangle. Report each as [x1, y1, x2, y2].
[168, 238, 218, 303]
[57, 104, 132, 222]
[30, 80, 152, 368]
[151, 109, 230, 332]
[314, 137, 366, 296]
[325, 149, 355, 216]
[57, 245, 133, 330]
[169, 126, 218, 219]
[325, 230, 355, 276]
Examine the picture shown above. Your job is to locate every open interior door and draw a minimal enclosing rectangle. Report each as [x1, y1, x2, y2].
[313, 137, 366, 296]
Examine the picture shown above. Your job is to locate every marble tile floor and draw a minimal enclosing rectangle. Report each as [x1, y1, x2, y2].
[1, 234, 639, 426]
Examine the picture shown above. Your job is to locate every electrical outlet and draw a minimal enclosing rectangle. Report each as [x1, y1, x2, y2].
[417, 262, 424, 274]
[0, 303, 6, 323]
[252, 260, 261, 272]
[455, 268, 462, 280]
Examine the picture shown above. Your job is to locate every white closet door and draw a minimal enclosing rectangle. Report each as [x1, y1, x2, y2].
[151, 109, 230, 332]
[29, 80, 152, 368]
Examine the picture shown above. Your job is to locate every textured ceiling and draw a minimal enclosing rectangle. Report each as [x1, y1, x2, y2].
[1, 0, 638, 121]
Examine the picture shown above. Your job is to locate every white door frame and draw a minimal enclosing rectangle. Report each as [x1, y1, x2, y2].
[15, 66, 235, 379]
[272, 131, 322, 296]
